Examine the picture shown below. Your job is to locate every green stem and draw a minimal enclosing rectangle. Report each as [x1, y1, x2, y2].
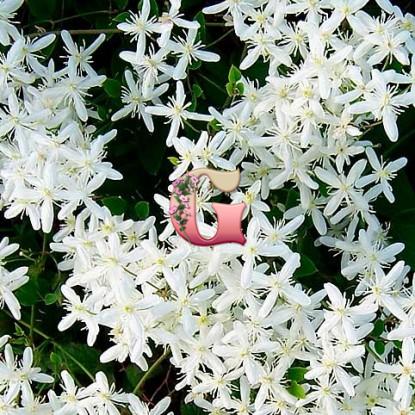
[184, 119, 201, 134]
[122, 266, 161, 291]
[4, 258, 33, 264]
[18, 252, 36, 262]
[198, 73, 226, 94]
[30, 305, 35, 348]
[54, 343, 95, 382]
[29, 28, 122, 39]
[222, 95, 232, 109]
[205, 22, 226, 27]
[41, 233, 48, 258]
[206, 28, 234, 48]
[24, 10, 119, 28]
[365, 343, 382, 362]
[133, 349, 170, 395]
[9, 314, 95, 382]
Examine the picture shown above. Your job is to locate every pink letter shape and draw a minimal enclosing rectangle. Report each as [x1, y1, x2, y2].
[169, 168, 246, 246]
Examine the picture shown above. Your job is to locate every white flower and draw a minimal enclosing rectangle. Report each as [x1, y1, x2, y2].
[157, 0, 200, 47]
[318, 283, 376, 343]
[0, 0, 22, 46]
[315, 160, 369, 217]
[85, 372, 129, 412]
[359, 260, 408, 320]
[356, 147, 407, 203]
[0, 237, 28, 320]
[349, 70, 415, 141]
[305, 341, 365, 397]
[129, 395, 172, 415]
[53, 370, 89, 414]
[167, 29, 219, 80]
[112, 71, 168, 129]
[366, 27, 410, 66]
[51, 60, 106, 121]
[119, 48, 173, 95]
[146, 81, 212, 146]
[117, 0, 162, 56]
[375, 337, 415, 402]
[61, 30, 106, 76]
[259, 253, 311, 315]
[0, 345, 54, 396]
[0, 266, 28, 320]
[231, 180, 270, 219]
[58, 286, 104, 346]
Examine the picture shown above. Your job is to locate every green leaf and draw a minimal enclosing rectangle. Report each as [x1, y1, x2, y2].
[103, 79, 122, 98]
[44, 292, 60, 306]
[135, 201, 150, 220]
[37, 277, 51, 299]
[28, 258, 46, 279]
[228, 65, 242, 84]
[50, 351, 62, 366]
[226, 82, 235, 97]
[102, 196, 128, 215]
[97, 105, 108, 120]
[375, 340, 385, 355]
[193, 84, 203, 98]
[286, 189, 300, 210]
[236, 82, 245, 95]
[113, 11, 130, 22]
[376, 172, 415, 217]
[14, 324, 25, 338]
[168, 157, 180, 166]
[181, 0, 204, 10]
[194, 12, 206, 42]
[393, 340, 402, 350]
[126, 366, 143, 389]
[189, 60, 202, 71]
[287, 367, 307, 383]
[190, 83, 204, 111]
[41, 40, 57, 61]
[60, 343, 107, 380]
[288, 381, 306, 399]
[226, 77, 244, 97]
[371, 320, 385, 337]
[50, 351, 63, 376]
[15, 279, 39, 306]
[243, 59, 268, 86]
[209, 119, 221, 132]
[295, 255, 318, 278]
[150, 0, 160, 15]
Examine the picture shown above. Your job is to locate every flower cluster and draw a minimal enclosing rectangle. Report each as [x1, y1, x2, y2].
[0, 10, 121, 233]
[170, 174, 200, 232]
[113, 0, 415, 413]
[113, 0, 219, 146]
[0, 334, 173, 414]
[51, 208, 164, 368]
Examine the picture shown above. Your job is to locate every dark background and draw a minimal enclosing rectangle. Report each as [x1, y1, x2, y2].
[0, 0, 413, 412]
